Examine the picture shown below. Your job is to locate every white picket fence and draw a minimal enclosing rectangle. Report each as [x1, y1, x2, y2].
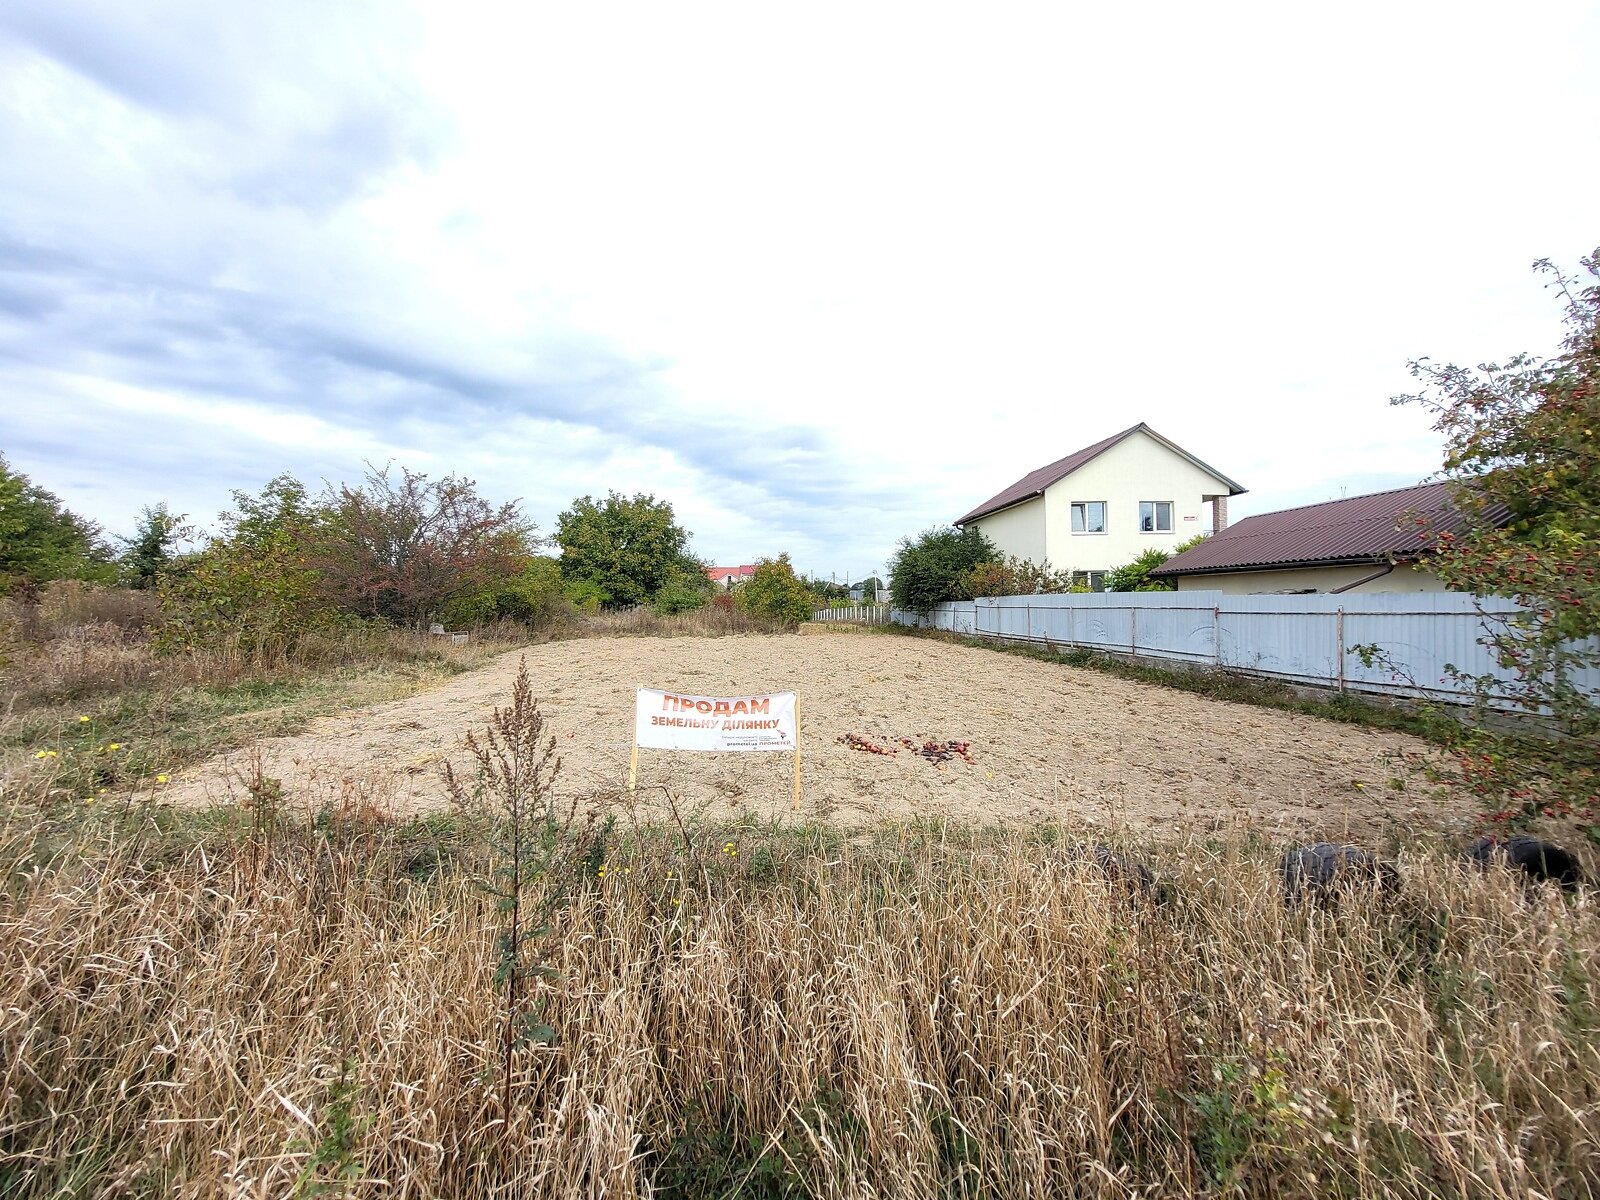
[813, 604, 895, 625]
[839, 591, 1600, 707]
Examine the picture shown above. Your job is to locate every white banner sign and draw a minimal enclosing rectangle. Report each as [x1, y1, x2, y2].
[634, 688, 797, 752]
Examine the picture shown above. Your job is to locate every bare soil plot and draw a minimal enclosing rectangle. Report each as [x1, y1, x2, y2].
[157, 631, 1471, 837]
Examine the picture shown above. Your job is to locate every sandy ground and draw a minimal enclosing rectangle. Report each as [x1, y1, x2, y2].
[157, 631, 1471, 838]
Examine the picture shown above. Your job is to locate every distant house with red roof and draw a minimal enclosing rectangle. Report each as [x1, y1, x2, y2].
[1150, 480, 1504, 594]
[706, 564, 757, 589]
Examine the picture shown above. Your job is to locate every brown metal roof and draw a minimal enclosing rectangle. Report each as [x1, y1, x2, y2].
[955, 423, 1246, 526]
[1151, 480, 1497, 577]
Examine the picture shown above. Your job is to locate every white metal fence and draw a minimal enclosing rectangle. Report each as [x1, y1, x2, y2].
[875, 591, 1599, 707]
[813, 604, 894, 625]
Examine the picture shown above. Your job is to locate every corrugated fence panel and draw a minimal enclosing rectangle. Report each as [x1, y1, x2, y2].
[1218, 600, 1340, 684]
[1339, 597, 1514, 698]
[883, 590, 1600, 708]
[972, 593, 1219, 660]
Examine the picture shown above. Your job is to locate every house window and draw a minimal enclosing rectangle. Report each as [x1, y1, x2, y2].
[1139, 501, 1173, 533]
[1071, 501, 1107, 534]
[1072, 570, 1107, 592]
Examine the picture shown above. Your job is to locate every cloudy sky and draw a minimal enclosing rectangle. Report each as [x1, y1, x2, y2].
[2, 2, 1596, 581]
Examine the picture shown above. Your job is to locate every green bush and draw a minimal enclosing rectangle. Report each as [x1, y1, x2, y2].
[650, 565, 713, 615]
[438, 557, 571, 628]
[1104, 548, 1177, 592]
[155, 475, 336, 654]
[564, 578, 607, 613]
[1104, 535, 1205, 593]
[735, 555, 813, 628]
[888, 526, 998, 614]
[961, 555, 1075, 597]
[156, 530, 340, 655]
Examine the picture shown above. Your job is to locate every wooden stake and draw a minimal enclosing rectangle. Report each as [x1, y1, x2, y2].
[792, 698, 802, 812]
[628, 744, 638, 797]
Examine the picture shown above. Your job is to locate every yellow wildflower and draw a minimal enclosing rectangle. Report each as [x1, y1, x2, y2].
[78, 715, 90, 723]
[156, 774, 169, 784]
[108, 743, 122, 751]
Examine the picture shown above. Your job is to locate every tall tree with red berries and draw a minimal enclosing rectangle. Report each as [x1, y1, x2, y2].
[315, 463, 533, 626]
[1394, 248, 1599, 830]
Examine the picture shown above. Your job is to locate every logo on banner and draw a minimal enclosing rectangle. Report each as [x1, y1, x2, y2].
[635, 688, 797, 752]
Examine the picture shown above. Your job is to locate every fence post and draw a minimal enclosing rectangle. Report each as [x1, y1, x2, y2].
[1213, 606, 1221, 667]
[1130, 605, 1138, 656]
[1026, 602, 1033, 644]
[1336, 607, 1345, 693]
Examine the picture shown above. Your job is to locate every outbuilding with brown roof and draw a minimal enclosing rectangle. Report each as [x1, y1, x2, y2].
[1150, 480, 1498, 594]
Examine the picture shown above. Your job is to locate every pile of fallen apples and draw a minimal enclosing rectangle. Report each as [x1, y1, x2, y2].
[837, 732, 897, 755]
[837, 733, 975, 765]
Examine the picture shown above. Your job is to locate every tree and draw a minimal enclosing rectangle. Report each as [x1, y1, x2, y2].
[223, 472, 318, 550]
[119, 503, 193, 589]
[554, 491, 693, 608]
[806, 576, 851, 604]
[888, 526, 998, 614]
[0, 455, 115, 592]
[314, 464, 532, 625]
[440, 556, 572, 628]
[1392, 247, 1600, 830]
[735, 554, 814, 627]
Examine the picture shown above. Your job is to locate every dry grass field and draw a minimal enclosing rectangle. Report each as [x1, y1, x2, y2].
[154, 631, 1472, 840]
[2, 812, 1596, 1199]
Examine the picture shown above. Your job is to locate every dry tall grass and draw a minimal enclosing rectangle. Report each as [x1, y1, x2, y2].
[0, 588, 513, 709]
[1, 584, 780, 713]
[2, 809, 1594, 1199]
[577, 605, 790, 638]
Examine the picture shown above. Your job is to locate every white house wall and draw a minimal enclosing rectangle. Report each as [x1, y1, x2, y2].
[1173, 562, 1451, 595]
[969, 495, 1048, 564]
[1041, 430, 1230, 576]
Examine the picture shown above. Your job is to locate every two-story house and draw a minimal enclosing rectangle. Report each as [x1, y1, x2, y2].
[954, 423, 1246, 590]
